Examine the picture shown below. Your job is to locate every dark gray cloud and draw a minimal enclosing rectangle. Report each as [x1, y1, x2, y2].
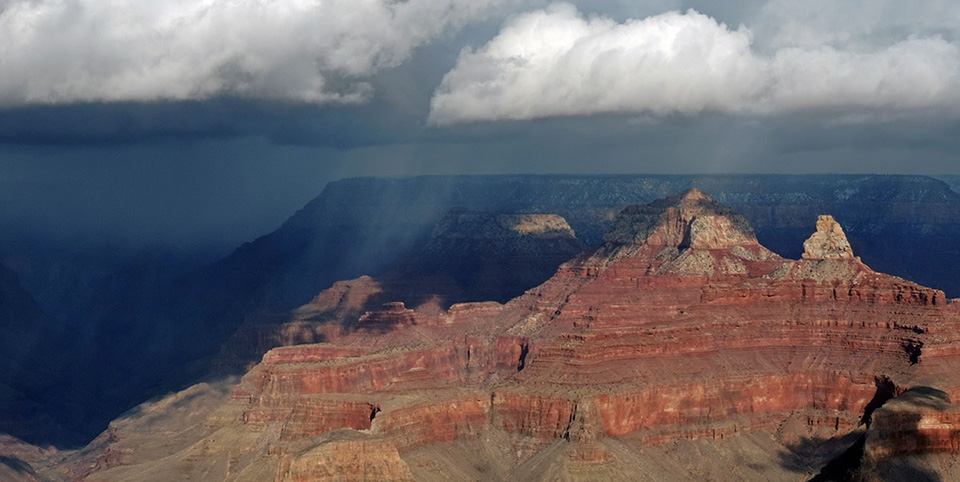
[0, 14, 500, 147]
[1, 0, 956, 145]
[2, 114, 959, 252]
[0, 0, 518, 106]
[0, 139, 343, 250]
[1, 0, 959, 251]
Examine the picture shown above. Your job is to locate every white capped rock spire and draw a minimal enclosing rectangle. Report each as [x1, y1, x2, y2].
[802, 215, 855, 260]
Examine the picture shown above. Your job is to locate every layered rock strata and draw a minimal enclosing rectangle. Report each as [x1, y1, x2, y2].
[59, 189, 960, 481]
[216, 212, 584, 371]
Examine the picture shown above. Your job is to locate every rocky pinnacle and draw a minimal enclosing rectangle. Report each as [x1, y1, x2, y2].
[802, 214, 855, 260]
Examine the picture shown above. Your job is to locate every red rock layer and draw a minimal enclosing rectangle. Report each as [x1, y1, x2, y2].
[376, 393, 491, 450]
[226, 189, 960, 477]
[282, 436, 416, 482]
[280, 398, 379, 441]
[357, 302, 417, 329]
[865, 387, 960, 461]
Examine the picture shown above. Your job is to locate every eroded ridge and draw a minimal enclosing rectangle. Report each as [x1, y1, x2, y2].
[71, 189, 960, 481]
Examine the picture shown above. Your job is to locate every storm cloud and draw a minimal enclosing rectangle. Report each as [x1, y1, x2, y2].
[4, 0, 958, 124]
[429, 3, 960, 124]
[0, 0, 513, 105]
[2, 0, 960, 251]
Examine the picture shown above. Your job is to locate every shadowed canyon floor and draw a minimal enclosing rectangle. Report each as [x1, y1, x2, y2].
[10, 188, 960, 481]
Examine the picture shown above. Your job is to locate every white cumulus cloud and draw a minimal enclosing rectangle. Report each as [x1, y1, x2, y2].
[0, 0, 511, 106]
[428, 3, 960, 124]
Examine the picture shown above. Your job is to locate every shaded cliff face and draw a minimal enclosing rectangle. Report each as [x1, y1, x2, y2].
[0, 265, 46, 440]
[0, 265, 41, 329]
[215, 212, 584, 371]
[402, 212, 584, 304]
[0, 265, 80, 445]
[49, 189, 960, 482]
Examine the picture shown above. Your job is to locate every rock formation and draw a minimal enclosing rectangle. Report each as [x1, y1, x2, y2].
[19, 173, 960, 449]
[216, 211, 584, 370]
[401, 211, 584, 303]
[803, 215, 856, 260]
[20, 189, 960, 481]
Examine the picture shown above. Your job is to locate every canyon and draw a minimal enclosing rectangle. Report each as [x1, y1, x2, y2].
[14, 188, 960, 481]
[9, 174, 960, 449]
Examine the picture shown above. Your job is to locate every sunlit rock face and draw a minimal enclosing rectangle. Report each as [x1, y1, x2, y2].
[44, 189, 960, 481]
[604, 188, 758, 250]
[803, 215, 856, 260]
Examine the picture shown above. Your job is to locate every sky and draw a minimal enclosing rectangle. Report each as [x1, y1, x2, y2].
[1, 0, 959, 250]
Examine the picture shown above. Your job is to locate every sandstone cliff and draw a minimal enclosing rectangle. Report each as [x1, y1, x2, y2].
[38, 189, 960, 482]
